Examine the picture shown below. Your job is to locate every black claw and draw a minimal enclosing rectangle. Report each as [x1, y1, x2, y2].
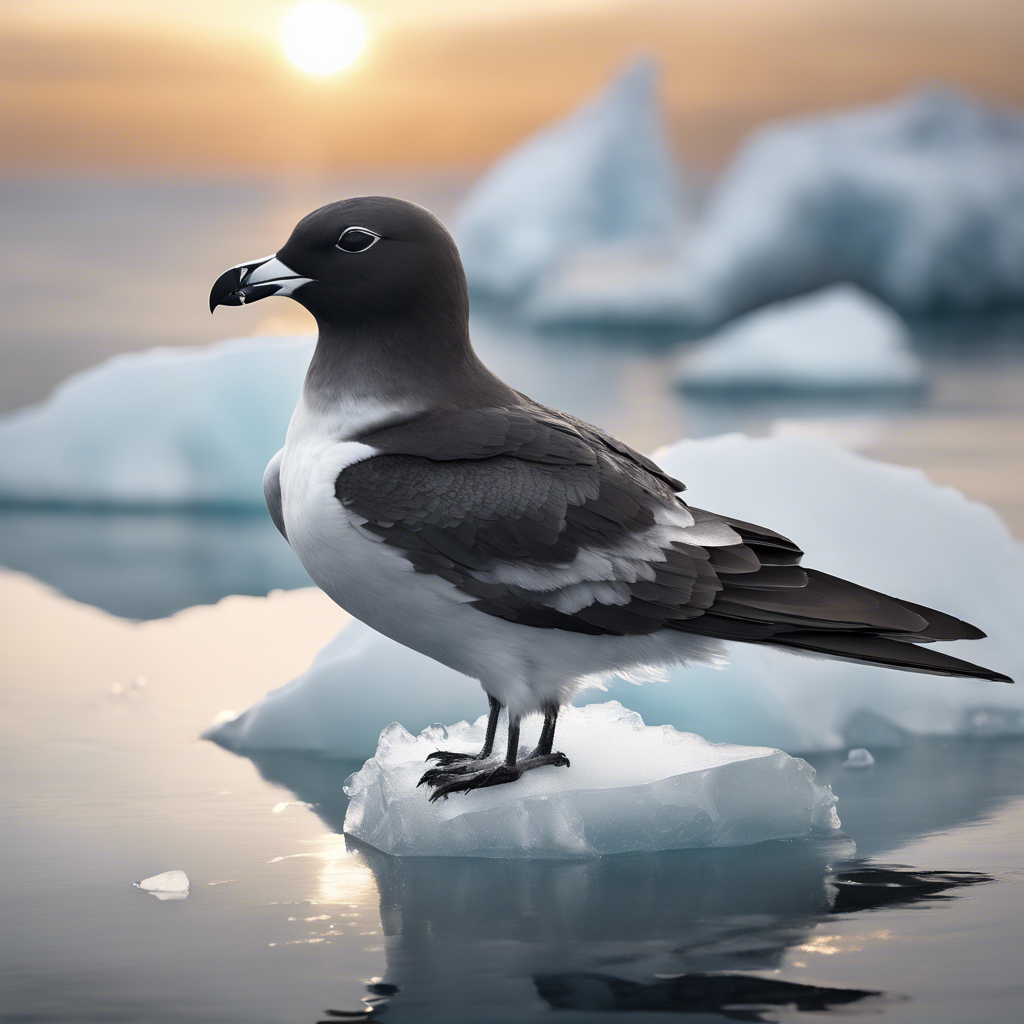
[427, 763, 524, 802]
[420, 750, 570, 801]
[425, 750, 466, 765]
[425, 749, 490, 766]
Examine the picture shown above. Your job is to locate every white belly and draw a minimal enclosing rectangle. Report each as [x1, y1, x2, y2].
[277, 397, 487, 677]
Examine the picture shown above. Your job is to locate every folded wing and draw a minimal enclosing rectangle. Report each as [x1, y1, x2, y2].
[337, 405, 1010, 683]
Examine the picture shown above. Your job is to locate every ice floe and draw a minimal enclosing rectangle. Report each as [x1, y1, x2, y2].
[455, 59, 684, 301]
[134, 869, 189, 900]
[530, 89, 1024, 327]
[343, 702, 838, 858]
[676, 285, 924, 393]
[207, 434, 1022, 759]
[0, 335, 313, 506]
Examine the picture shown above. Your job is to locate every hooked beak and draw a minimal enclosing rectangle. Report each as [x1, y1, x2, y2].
[209, 254, 313, 313]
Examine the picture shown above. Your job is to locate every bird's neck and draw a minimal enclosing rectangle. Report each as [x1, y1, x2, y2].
[301, 318, 519, 417]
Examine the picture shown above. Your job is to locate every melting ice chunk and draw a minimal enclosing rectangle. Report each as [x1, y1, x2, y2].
[842, 748, 876, 770]
[134, 869, 190, 900]
[343, 703, 839, 859]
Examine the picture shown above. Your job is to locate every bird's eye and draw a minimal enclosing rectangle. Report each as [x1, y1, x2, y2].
[336, 227, 380, 253]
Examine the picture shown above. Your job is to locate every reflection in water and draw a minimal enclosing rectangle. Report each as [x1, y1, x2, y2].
[827, 865, 991, 914]
[535, 972, 881, 1020]
[237, 741, 1002, 1022]
[0, 506, 311, 618]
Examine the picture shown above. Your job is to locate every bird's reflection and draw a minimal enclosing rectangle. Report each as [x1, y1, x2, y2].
[237, 742, 1004, 1022]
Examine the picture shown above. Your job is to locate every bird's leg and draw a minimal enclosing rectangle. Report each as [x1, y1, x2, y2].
[423, 695, 501, 769]
[530, 702, 560, 757]
[422, 707, 570, 802]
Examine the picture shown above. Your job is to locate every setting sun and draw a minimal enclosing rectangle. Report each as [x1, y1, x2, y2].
[281, 1, 368, 76]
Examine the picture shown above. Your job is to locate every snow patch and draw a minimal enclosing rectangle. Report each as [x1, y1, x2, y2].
[343, 702, 839, 859]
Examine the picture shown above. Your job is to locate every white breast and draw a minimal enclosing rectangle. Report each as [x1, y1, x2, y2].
[278, 394, 428, 625]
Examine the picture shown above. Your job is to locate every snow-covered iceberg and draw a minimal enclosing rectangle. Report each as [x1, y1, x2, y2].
[676, 285, 924, 392]
[0, 335, 313, 506]
[531, 89, 1024, 327]
[206, 434, 1021, 759]
[454, 59, 685, 301]
[343, 702, 838, 859]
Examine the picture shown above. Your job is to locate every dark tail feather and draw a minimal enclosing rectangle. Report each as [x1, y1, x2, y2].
[895, 598, 986, 641]
[766, 631, 1013, 683]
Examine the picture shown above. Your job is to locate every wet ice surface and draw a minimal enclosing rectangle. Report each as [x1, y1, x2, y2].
[4, 570, 1024, 1023]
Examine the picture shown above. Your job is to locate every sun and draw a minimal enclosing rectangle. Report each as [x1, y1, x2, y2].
[281, 1, 368, 77]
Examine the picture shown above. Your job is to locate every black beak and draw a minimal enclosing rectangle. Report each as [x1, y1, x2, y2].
[209, 254, 312, 313]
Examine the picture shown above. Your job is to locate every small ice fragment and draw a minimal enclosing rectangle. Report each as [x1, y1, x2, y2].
[134, 869, 190, 900]
[211, 709, 239, 727]
[842, 748, 875, 770]
[271, 801, 311, 814]
[112, 675, 149, 698]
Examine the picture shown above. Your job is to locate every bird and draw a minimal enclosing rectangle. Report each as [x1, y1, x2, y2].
[210, 196, 1012, 801]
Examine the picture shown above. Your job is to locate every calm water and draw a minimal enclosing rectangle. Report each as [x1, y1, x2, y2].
[2, 178, 1024, 1021]
[3, 572, 1023, 1024]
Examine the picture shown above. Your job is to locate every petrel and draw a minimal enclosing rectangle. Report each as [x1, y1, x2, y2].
[211, 197, 1011, 800]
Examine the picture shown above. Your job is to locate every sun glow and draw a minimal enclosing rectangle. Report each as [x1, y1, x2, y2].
[281, 1, 368, 77]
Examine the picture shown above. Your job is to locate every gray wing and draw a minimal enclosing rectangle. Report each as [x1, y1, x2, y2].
[341, 406, 809, 636]
[263, 448, 286, 540]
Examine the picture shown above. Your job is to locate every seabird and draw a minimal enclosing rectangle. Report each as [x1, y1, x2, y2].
[211, 197, 1012, 800]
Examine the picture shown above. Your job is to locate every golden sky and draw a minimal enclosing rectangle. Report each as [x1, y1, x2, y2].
[2, 0, 1022, 172]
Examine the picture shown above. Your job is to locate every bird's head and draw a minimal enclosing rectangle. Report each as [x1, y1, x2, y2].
[209, 197, 469, 332]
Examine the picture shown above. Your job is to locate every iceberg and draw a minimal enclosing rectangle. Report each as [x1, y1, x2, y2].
[343, 702, 838, 859]
[207, 434, 1022, 760]
[676, 285, 924, 392]
[454, 59, 685, 301]
[530, 88, 1024, 327]
[0, 335, 314, 507]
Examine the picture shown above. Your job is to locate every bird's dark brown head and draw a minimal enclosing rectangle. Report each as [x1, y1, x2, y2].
[209, 196, 469, 336]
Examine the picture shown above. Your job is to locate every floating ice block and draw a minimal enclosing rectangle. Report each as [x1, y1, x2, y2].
[343, 703, 839, 859]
